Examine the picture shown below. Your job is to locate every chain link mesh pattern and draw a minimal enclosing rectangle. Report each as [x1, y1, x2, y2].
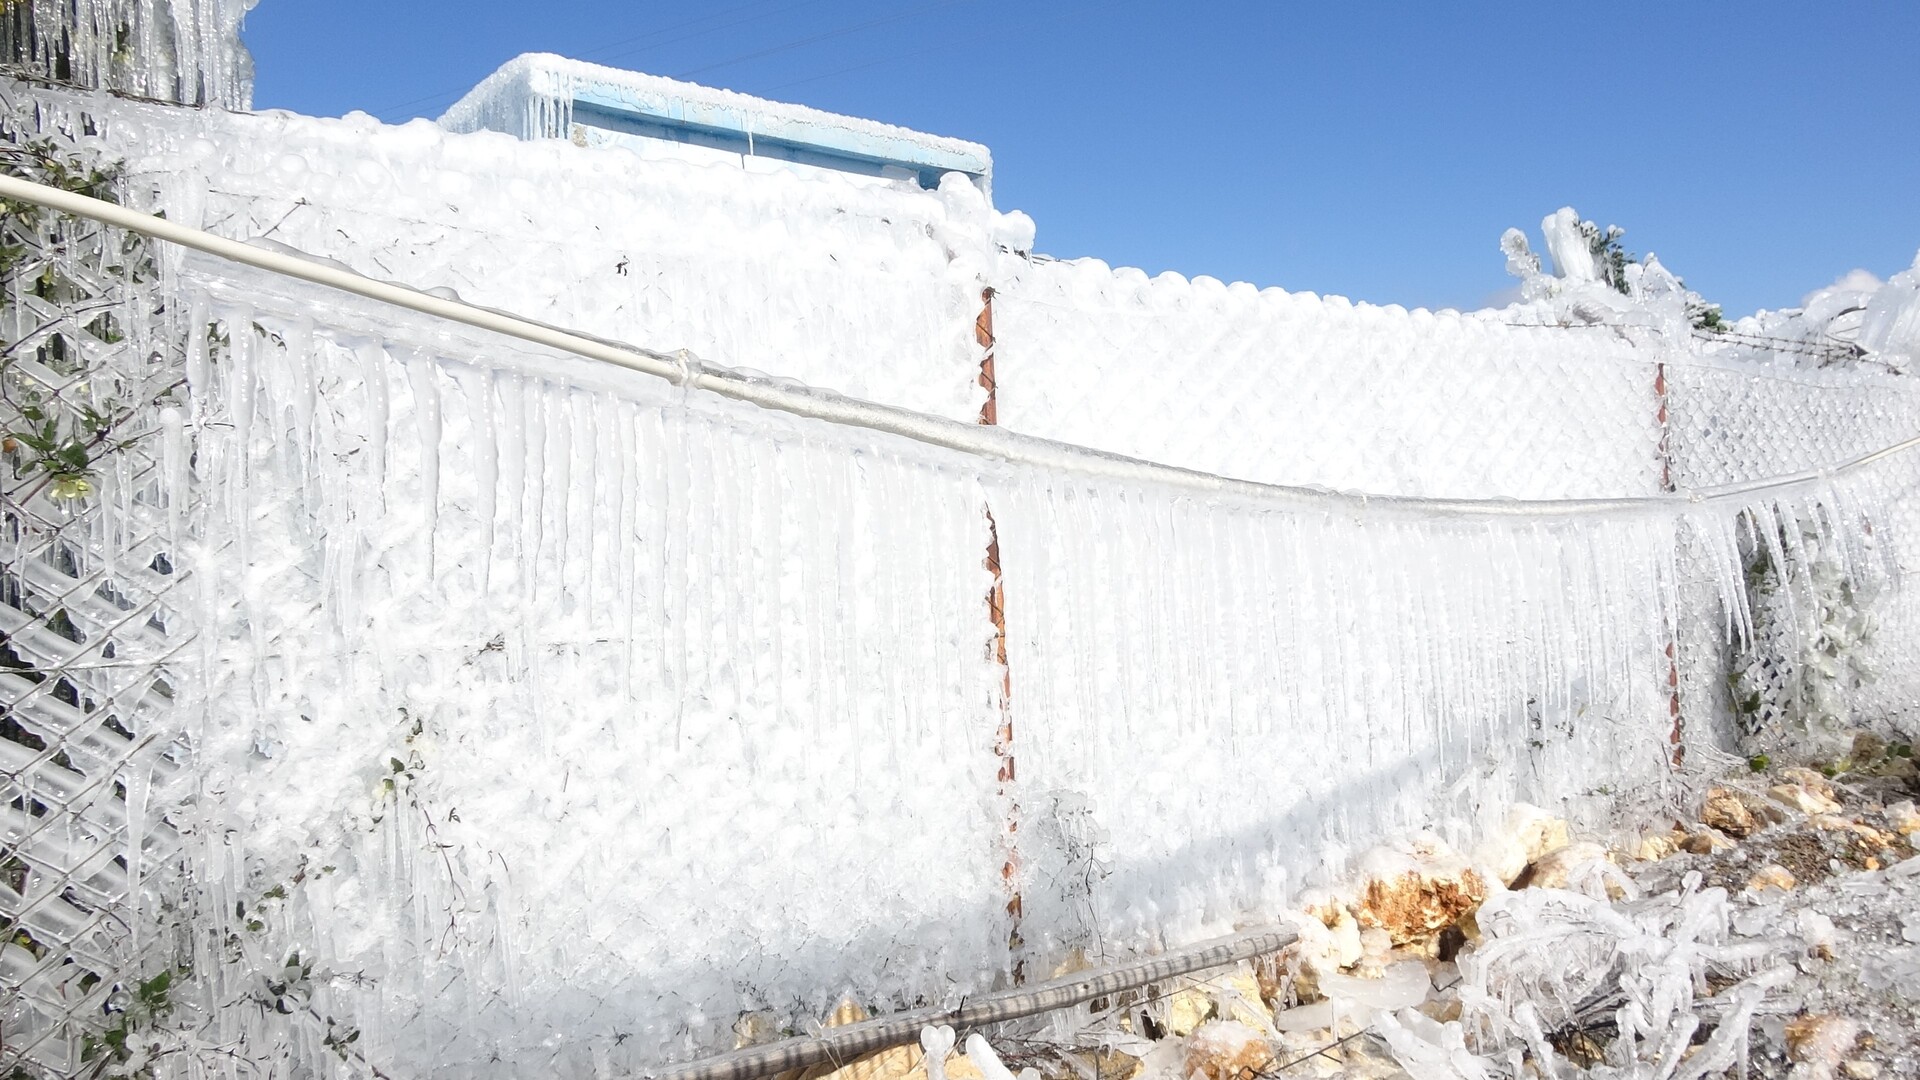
[155, 267, 1009, 1077]
[8, 78, 1920, 1080]
[79, 91, 991, 424]
[0, 118, 192, 1076]
[1667, 360, 1920, 487]
[991, 263, 1669, 500]
[1664, 360, 1920, 746]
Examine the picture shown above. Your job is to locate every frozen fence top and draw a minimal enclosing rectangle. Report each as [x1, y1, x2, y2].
[0, 0, 255, 106]
[439, 52, 993, 192]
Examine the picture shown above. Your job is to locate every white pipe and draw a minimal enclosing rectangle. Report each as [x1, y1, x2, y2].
[0, 173, 686, 384]
[2, 171, 1911, 521]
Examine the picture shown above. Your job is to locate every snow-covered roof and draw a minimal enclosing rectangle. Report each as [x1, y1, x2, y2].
[439, 53, 992, 192]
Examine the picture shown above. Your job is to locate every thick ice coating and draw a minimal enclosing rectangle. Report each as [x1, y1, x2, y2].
[3, 43, 1920, 1080]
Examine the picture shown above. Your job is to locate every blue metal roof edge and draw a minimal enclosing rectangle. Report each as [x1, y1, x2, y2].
[569, 83, 990, 182]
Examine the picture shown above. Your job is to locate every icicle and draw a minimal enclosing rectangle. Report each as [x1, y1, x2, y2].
[284, 318, 318, 489]
[454, 364, 498, 589]
[354, 342, 391, 502]
[184, 293, 211, 420]
[550, 384, 577, 605]
[122, 752, 150, 943]
[612, 394, 638, 703]
[160, 405, 186, 551]
[228, 312, 256, 496]
[521, 376, 548, 632]
[404, 353, 442, 574]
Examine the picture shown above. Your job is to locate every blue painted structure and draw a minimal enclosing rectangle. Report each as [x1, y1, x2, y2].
[442, 55, 992, 193]
[571, 84, 989, 191]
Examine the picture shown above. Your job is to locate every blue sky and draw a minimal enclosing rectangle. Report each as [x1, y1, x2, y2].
[244, 2, 1920, 317]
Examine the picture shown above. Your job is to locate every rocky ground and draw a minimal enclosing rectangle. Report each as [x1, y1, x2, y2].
[797, 737, 1920, 1080]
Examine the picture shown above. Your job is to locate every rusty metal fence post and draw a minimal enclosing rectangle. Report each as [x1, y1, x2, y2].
[975, 286, 1023, 981]
[1657, 360, 1685, 767]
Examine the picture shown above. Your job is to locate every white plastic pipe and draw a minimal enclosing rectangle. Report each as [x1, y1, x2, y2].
[2, 171, 1912, 521]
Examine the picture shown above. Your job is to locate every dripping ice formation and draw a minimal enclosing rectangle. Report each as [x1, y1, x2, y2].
[3, 50, 1920, 1079]
[439, 53, 993, 194]
[0, 0, 255, 106]
[165, 260, 1920, 1078]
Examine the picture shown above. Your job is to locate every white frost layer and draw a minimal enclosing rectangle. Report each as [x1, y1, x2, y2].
[988, 255, 1670, 500]
[3, 0, 254, 106]
[160, 253, 1920, 1075]
[42, 83, 999, 422]
[20, 67, 1920, 1079]
[180, 265, 1008, 1075]
[1715, 251, 1920, 374]
[990, 252, 1920, 502]
[59, 79, 1920, 506]
[437, 52, 991, 178]
[1666, 360, 1920, 486]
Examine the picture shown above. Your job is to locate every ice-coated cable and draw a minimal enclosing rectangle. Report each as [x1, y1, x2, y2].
[1, 171, 1913, 522]
[636, 927, 1296, 1080]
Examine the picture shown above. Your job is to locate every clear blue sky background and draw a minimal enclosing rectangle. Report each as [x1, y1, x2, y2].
[243, 1, 1920, 317]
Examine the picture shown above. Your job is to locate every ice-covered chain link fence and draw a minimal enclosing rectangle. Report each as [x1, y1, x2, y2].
[0, 0, 255, 108]
[8, 70, 1920, 1080]
[1665, 360, 1920, 745]
[0, 120, 194, 1077]
[990, 262, 1670, 500]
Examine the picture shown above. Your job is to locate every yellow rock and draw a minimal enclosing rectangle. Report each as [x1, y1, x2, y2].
[1184, 1020, 1274, 1080]
[1213, 969, 1276, 1029]
[1680, 830, 1735, 855]
[812, 1044, 925, 1080]
[1636, 832, 1679, 861]
[1522, 815, 1572, 862]
[1474, 807, 1568, 886]
[1049, 948, 1091, 980]
[1781, 767, 1840, 803]
[826, 998, 870, 1027]
[937, 1054, 985, 1080]
[1785, 1014, 1861, 1069]
[1849, 822, 1898, 848]
[796, 1002, 905, 1080]
[1747, 864, 1797, 892]
[733, 1012, 782, 1049]
[1772, 783, 1843, 816]
[1251, 953, 1286, 1006]
[1300, 905, 1365, 971]
[1152, 970, 1274, 1037]
[1352, 868, 1488, 948]
[1157, 985, 1216, 1038]
[1071, 1050, 1143, 1080]
[1701, 787, 1759, 838]
[1523, 842, 1617, 890]
[1885, 800, 1919, 836]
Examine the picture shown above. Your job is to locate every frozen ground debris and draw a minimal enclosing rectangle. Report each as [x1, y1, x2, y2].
[776, 748, 1920, 1080]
